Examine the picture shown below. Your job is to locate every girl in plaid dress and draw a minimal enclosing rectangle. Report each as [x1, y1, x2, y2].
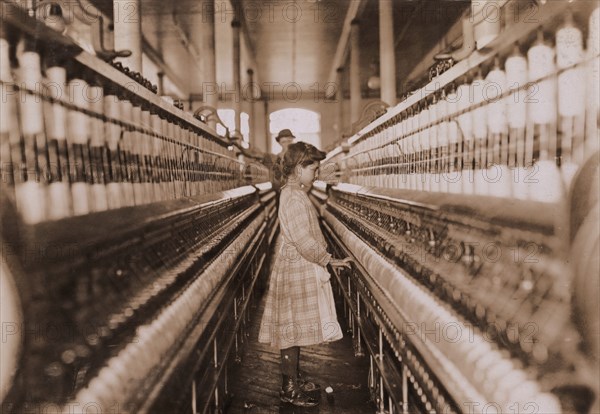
[258, 142, 352, 407]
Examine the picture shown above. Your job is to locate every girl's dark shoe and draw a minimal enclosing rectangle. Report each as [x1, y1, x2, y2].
[298, 379, 320, 392]
[280, 375, 320, 407]
[297, 371, 321, 392]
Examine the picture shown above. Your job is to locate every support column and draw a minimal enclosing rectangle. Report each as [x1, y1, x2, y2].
[113, 0, 142, 72]
[264, 99, 270, 153]
[232, 20, 242, 137]
[336, 67, 344, 138]
[202, 0, 218, 129]
[247, 69, 255, 145]
[379, 0, 396, 106]
[350, 19, 361, 125]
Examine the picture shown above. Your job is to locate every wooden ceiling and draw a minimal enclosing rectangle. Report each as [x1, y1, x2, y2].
[241, 0, 351, 95]
[92, 0, 469, 101]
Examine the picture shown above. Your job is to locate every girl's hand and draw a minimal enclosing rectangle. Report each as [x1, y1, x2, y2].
[329, 257, 353, 275]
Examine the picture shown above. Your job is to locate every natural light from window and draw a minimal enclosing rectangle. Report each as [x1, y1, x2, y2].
[269, 109, 321, 154]
[217, 109, 250, 148]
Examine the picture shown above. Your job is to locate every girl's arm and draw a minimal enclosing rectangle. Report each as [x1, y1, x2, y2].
[280, 195, 332, 267]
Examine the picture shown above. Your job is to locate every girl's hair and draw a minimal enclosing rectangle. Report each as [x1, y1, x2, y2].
[281, 142, 326, 178]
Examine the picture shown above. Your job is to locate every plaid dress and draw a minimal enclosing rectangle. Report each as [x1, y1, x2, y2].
[258, 184, 334, 349]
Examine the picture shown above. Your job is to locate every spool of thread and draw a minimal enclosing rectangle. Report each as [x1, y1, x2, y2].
[527, 31, 562, 203]
[557, 13, 585, 187]
[457, 83, 475, 194]
[383, 144, 392, 188]
[0, 43, 10, 153]
[457, 83, 473, 137]
[119, 99, 136, 206]
[0, 37, 9, 79]
[586, 7, 600, 158]
[557, 13, 585, 117]
[527, 30, 557, 126]
[405, 115, 414, 189]
[0, 260, 23, 403]
[17, 41, 46, 223]
[404, 125, 412, 187]
[437, 94, 449, 192]
[505, 45, 528, 169]
[369, 147, 375, 188]
[88, 85, 108, 212]
[44, 64, 72, 219]
[193, 132, 203, 195]
[388, 143, 395, 189]
[486, 60, 512, 197]
[410, 135, 420, 191]
[471, 74, 487, 196]
[181, 125, 191, 197]
[397, 137, 405, 190]
[529, 159, 564, 203]
[396, 120, 405, 143]
[68, 78, 91, 215]
[486, 60, 508, 138]
[472, 72, 489, 195]
[150, 112, 164, 201]
[177, 125, 187, 194]
[391, 122, 398, 185]
[1, 36, 17, 204]
[590, 7, 600, 57]
[104, 93, 123, 209]
[404, 114, 412, 189]
[140, 108, 155, 202]
[182, 127, 193, 196]
[173, 123, 184, 196]
[473, 0, 501, 49]
[164, 119, 176, 198]
[513, 39, 545, 194]
[156, 116, 169, 200]
[446, 89, 462, 194]
[130, 104, 145, 205]
[419, 106, 430, 191]
[365, 151, 371, 187]
[377, 141, 388, 187]
[429, 98, 440, 192]
[404, 135, 413, 190]
[527, 393, 562, 414]
[19, 49, 44, 138]
[394, 139, 404, 189]
[375, 145, 382, 188]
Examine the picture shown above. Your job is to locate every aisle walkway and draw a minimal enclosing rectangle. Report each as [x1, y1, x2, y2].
[226, 257, 374, 414]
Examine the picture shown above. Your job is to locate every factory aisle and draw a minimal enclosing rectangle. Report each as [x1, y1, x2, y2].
[226, 260, 374, 414]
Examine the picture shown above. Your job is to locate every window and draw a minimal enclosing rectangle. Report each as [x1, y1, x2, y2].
[216, 109, 250, 148]
[269, 109, 321, 154]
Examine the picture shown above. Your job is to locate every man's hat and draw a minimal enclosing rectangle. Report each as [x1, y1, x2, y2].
[275, 129, 295, 142]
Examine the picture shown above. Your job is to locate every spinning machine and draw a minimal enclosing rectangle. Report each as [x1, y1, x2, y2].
[0, 3, 276, 413]
[313, 1, 600, 413]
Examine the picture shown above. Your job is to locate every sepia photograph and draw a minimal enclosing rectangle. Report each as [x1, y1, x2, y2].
[0, 0, 599, 413]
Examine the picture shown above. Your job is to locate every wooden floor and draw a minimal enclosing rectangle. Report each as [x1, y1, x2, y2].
[226, 259, 374, 414]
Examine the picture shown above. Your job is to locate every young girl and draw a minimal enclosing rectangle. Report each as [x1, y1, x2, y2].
[258, 142, 352, 407]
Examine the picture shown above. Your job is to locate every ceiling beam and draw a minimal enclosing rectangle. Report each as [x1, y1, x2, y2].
[325, 0, 368, 96]
[141, 36, 188, 97]
[394, 1, 425, 50]
[233, 0, 262, 91]
[403, 13, 465, 88]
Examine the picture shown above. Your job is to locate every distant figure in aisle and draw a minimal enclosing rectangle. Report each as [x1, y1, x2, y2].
[274, 128, 295, 154]
[270, 128, 296, 191]
[258, 141, 352, 407]
[232, 128, 296, 191]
